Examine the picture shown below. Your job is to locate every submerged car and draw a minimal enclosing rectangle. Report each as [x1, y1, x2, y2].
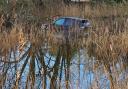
[41, 17, 91, 40]
[53, 17, 91, 29]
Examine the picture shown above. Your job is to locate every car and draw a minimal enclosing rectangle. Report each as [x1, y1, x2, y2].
[53, 17, 91, 29]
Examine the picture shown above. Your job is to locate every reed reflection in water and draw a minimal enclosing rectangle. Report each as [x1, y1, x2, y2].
[0, 19, 128, 89]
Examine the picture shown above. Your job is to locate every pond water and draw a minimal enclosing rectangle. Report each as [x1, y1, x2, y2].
[0, 18, 128, 89]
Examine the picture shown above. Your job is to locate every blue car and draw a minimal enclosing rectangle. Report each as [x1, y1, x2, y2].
[53, 17, 91, 29]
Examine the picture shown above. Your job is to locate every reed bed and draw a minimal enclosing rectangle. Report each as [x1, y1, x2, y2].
[0, 1, 128, 89]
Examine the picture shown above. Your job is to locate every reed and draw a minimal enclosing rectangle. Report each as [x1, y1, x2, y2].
[0, 1, 128, 89]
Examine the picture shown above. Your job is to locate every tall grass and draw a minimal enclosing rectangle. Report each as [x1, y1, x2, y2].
[0, 1, 128, 89]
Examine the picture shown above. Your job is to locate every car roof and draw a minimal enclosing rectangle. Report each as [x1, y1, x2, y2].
[57, 17, 88, 21]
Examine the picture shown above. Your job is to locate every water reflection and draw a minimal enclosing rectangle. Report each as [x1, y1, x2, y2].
[0, 22, 128, 89]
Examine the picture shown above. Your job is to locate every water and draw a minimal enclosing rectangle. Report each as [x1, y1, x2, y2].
[0, 22, 128, 89]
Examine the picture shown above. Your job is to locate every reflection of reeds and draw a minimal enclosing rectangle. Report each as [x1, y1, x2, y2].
[85, 18, 128, 89]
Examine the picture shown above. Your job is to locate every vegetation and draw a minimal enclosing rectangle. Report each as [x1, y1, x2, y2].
[0, 0, 128, 89]
[92, 0, 128, 3]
